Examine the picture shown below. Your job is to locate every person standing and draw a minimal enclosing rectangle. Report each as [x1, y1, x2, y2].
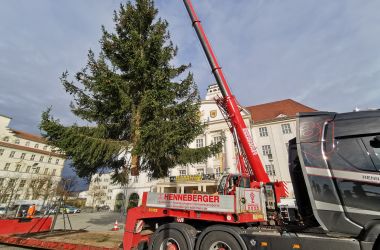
[26, 204, 36, 218]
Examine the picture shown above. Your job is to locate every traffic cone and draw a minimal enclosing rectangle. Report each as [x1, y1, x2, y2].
[112, 220, 120, 231]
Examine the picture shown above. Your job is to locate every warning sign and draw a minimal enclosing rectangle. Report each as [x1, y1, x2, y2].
[236, 188, 264, 214]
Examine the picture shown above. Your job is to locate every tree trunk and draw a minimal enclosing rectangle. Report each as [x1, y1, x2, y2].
[130, 107, 141, 176]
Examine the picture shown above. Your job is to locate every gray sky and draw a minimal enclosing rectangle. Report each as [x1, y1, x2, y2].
[1, 0, 380, 135]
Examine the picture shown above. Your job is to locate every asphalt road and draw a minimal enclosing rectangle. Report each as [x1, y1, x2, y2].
[53, 211, 126, 231]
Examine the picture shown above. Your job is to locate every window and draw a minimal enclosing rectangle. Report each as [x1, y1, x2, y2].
[213, 136, 222, 144]
[133, 176, 139, 183]
[3, 137, 9, 142]
[20, 153, 26, 159]
[216, 167, 221, 175]
[336, 136, 379, 172]
[8, 179, 16, 186]
[19, 180, 26, 188]
[44, 168, 48, 175]
[34, 144, 39, 149]
[259, 127, 268, 137]
[14, 194, 20, 200]
[39, 156, 44, 162]
[197, 168, 204, 175]
[30, 154, 35, 160]
[55, 159, 59, 165]
[9, 151, 15, 158]
[52, 169, 56, 176]
[15, 139, 20, 144]
[15, 164, 21, 172]
[43, 145, 48, 150]
[4, 163, 10, 171]
[262, 145, 272, 157]
[196, 139, 204, 148]
[0, 148, 4, 156]
[26, 166, 31, 173]
[179, 170, 187, 176]
[0, 178, 4, 186]
[35, 167, 40, 173]
[265, 164, 276, 176]
[367, 135, 380, 170]
[48, 157, 52, 163]
[281, 123, 292, 134]
[25, 141, 30, 146]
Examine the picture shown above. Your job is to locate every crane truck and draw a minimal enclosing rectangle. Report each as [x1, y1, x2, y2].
[123, 1, 380, 250]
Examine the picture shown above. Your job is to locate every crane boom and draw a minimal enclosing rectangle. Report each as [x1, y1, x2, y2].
[183, 0, 269, 183]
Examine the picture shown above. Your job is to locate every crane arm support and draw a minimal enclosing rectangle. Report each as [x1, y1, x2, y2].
[183, 0, 270, 183]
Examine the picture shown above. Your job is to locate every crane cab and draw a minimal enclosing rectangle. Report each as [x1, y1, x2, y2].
[216, 174, 251, 195]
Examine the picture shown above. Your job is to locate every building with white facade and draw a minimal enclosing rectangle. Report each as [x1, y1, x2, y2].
[155, 84, 253, 194]
[247, 99, 316, 196]
[0, 115, 66, 205]
[85, 171, 157, 211]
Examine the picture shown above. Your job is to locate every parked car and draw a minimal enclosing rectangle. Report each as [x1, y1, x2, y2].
[46, 207, 58, 214]
[62, 206, 80, 214]
[98, 205, 110, 211]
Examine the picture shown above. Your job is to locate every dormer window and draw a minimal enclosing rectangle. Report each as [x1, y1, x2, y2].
[276, 114, 287, 118]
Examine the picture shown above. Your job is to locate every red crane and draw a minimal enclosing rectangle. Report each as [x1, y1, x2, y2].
[183, 0, 270, 186]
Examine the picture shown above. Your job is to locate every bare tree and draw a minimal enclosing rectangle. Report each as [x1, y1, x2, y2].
[88, 183, 106, 208]
[56, 176, 78, 201]
[42, 174, 60, 207]
[0, 175, 22, 215]
[0, 177, 15, 203]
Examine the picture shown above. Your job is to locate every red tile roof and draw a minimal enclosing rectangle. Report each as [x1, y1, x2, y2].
[11, 129, 46, 144]
[246, 99, 317, 123]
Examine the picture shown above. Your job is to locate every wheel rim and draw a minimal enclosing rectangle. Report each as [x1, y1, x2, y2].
[159, 238, 180, 250]
[209, 241, 232, 250]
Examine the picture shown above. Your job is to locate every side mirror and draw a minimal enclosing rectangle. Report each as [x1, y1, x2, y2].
[370, 135, 380, 148]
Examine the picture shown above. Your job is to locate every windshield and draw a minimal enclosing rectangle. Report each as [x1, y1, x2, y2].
[217, 175, 227, 194]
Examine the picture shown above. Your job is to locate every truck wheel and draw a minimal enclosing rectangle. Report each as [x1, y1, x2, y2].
[199, 231, 241, 250]
[151, 229, 187, 250]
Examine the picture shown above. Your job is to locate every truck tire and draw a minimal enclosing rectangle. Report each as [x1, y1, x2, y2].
[151, 228, 187, 250]
[199, 231, 241, 250]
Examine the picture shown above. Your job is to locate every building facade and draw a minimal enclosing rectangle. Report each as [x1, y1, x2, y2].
[247, 99, 317, 197]
[85, 171, 157, 211]
[155, 84, 253, 194]
[0, 115, 66, 205]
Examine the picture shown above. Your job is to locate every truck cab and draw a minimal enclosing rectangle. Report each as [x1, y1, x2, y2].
[290, 110, 380, 239]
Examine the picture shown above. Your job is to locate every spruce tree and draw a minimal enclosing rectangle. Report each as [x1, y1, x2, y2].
[40, 0, 222, 184]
